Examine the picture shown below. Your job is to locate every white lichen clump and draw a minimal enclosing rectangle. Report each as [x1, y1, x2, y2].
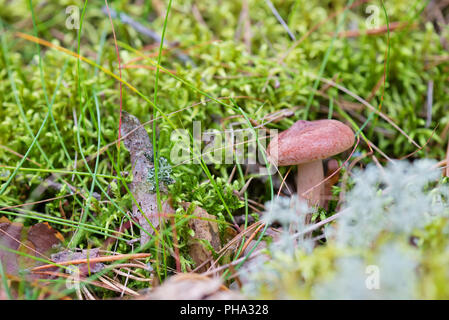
[262, 196, 314, 254]
[242, 159, 449, 299]
[335, 159, 448, 248]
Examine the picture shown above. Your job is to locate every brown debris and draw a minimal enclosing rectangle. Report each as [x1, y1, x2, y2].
[182, 203, 221, 273]
[140, 273, 243, 300]
[0, 218, 63, 278]
[50, 248, 104, 276]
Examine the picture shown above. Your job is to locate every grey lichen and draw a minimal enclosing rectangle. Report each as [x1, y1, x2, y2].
[335, 159, 449, 248]
[242, 160, 449, 299]
[146, 156, 175, 193]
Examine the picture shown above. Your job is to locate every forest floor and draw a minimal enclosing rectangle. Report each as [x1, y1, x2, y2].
[1, 0, 449, 300]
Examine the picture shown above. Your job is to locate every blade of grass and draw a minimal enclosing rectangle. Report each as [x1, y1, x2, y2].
[0, 260, 12, 299]
[152, 0, 173, 280]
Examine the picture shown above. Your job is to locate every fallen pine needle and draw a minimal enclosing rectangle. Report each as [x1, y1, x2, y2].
[31, 253, 151, 272]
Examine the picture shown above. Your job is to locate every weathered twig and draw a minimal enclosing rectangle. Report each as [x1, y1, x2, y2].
[101, 6, 193, 65]
[120, 112, 158, 246]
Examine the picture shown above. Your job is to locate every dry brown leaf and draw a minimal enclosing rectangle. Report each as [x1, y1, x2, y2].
[50, 248, 104, 276]
[140, 273, 244, 300]
[0, 218, 63, 278]
[182, 202, 221, 273]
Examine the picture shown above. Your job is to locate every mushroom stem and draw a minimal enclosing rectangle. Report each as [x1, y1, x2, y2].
[297, 160, 324, 208]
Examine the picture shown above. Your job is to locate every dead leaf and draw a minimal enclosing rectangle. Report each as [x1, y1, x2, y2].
[28, 222, 65, 248]
[0, 218, 63, 278]
[140, 273, 243, 300]
[50, 248, 104, 276]
[182, 202, 221, 273]
[0, 219, 22, 275]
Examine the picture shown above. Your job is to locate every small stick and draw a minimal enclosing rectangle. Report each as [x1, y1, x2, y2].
[336, 21, 415, 38]
[101, 6, 193, 65]
[265, 0, 296, 41]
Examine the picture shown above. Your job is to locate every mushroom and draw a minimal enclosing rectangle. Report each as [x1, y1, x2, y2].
[267, 119, 355, 208]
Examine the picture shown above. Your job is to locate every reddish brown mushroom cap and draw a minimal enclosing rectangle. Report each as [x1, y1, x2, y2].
[267, 119, 355, 166]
